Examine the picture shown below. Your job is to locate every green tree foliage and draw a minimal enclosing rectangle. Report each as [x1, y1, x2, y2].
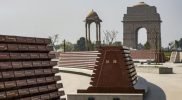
[168, 38, 182, 50]
[179, 38, 182, 49]
[112, 41, 122, 46]
[74, 37, 86, 51]
[144, 41, 150, 50]
[137, 43, 144, 50]
[175, 40, 179, 49]
[90, 42, 96, 51]
[54, 45, 61, 51]
[60, 40, 74, 52]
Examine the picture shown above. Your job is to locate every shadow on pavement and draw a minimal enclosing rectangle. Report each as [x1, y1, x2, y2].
[144, 82, 166, 100]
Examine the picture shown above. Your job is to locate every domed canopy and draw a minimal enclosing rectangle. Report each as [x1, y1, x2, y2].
[133, 2, 149, 7]
[85, 10, 102, 23]
[86, 10, 98, 18]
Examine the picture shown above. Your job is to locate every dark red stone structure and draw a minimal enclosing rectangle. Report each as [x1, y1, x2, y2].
[78, 46, 144, 93]
[0, 35, 65, 100]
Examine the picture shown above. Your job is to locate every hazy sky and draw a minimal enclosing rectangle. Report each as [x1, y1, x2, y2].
[0, 0, 181, 47]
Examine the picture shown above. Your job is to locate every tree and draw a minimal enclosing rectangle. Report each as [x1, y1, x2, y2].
[103, 30, 118, 45]
[168, 41, 176, 50]
[169, 39, 182, 50]
[144, 41, 150, 50]
[49, 34, 61, 51]
[60, 40, 74, 52]
[168, 41, 175, 50]
[179, 38, 182, 49]
[112, 41, 122, 46]
[175, 40, 179, 49]
[90, 41, 96, 51]
[74, 37, 86, 51]
[137, 43, 144, 50]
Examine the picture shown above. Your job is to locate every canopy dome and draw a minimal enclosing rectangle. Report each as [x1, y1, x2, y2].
[133, 2, 149, 7]
[86, 10, 99, 18]
[85, 10, 102, 22]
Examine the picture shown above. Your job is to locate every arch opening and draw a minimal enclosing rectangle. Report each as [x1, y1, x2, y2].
[137, 28, 147, 50]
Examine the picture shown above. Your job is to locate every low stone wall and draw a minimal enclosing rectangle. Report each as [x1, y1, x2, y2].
[135, 66, 160, 74]
[67, 93, 143, 100]
[159, 67, 173, 74]
[136, 66, 173, 74]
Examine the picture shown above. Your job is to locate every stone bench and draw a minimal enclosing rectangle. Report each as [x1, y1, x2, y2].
[159, 67, 173, 74]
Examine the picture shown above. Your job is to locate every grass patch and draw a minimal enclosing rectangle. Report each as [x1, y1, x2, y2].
[164, 51, 171, 61]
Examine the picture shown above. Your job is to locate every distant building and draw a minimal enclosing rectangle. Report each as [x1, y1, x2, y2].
[123, 2, 162, 50]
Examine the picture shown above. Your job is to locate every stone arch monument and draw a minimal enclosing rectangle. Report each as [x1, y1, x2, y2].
[123, 2, 162, 49]
[85, 10, 102, 50]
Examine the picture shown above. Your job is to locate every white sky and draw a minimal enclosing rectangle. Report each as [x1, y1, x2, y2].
[0, 0, 181, 47]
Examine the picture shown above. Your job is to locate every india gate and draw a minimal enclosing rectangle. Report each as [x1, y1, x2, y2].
[123, 2, 162, 49]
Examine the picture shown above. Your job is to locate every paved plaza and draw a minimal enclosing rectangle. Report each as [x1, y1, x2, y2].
[56, 63, 182, 100]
